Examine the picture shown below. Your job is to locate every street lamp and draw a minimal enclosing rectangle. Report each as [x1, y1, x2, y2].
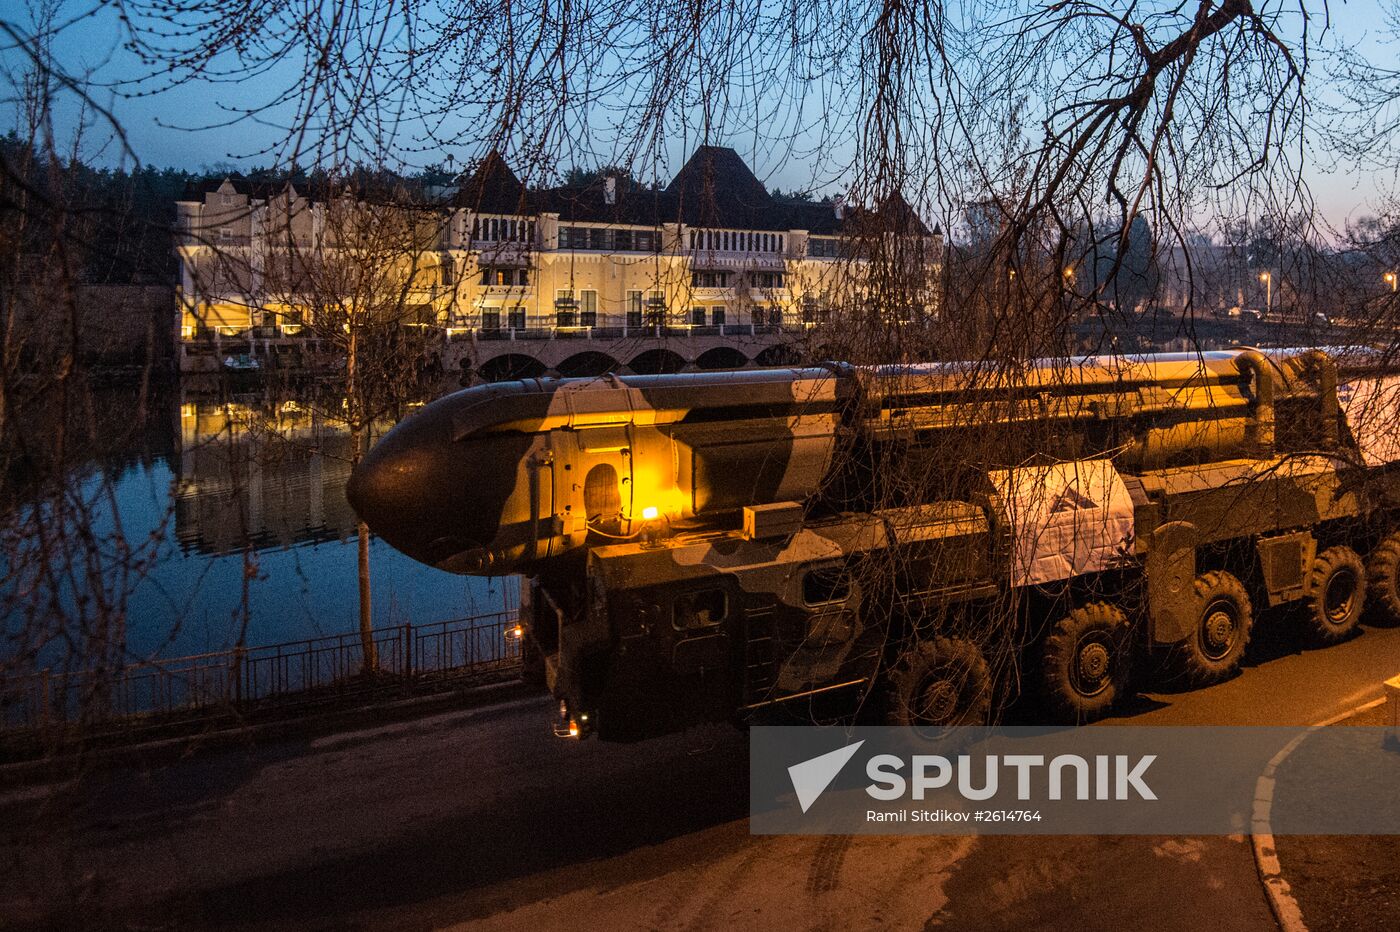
[1259, 271, 1272, 313]
[1386, 271, 1397, 293]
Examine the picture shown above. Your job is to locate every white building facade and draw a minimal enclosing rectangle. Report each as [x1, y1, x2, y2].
[174, 147, 942, 375]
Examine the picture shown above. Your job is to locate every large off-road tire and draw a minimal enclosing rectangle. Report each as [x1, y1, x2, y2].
[1175, 571, 1253, 684]
[1304, 545, 1366, 644]
[885, 637, 992, 730]
[1040, 602, 1131, 723]
[1366, 532, 1400, 625]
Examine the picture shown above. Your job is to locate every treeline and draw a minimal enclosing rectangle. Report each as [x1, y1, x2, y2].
[0, 132, 198, 284]
[0, 140, 480, 287]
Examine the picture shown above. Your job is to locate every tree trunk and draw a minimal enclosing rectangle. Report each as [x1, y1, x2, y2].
[357, 516, 377, 674]
[347, 327, 378, 675]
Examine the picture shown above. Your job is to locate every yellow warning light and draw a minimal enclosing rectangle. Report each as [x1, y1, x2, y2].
[641, 506, 659, 521]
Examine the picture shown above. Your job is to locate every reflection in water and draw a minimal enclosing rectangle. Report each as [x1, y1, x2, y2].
[3, 386, 508, 664]
[152, 391, 510, 656]
[174, 401, 359, 555]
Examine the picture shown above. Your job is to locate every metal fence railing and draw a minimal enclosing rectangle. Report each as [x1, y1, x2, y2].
[0, 610, 523, 735]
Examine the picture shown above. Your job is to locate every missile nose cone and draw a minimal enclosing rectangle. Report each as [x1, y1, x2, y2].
[347, 404, 479, 569]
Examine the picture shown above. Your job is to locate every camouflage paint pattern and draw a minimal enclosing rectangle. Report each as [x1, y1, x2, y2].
[348, 347, 1398, 739]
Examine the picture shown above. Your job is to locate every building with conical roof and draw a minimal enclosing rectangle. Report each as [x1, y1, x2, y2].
[173, 148, 941, 378]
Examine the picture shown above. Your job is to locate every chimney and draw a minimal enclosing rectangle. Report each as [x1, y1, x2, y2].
[604, 175, 617, 206]
[833, 195, 844, 220]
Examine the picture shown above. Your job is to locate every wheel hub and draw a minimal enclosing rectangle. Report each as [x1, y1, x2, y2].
[917, 678, 960, 724]
[1077, 642, 1110, 686]
[1204, 608, 1235, 652]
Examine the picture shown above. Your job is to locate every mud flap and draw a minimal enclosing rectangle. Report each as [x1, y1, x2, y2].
[1145, 521, 1199, 644]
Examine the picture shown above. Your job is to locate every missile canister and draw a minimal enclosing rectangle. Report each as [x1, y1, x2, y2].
[345, 346, 1400, 738]
[347, 348, 1340, 578]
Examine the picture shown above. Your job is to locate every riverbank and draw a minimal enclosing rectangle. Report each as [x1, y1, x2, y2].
[0, 609, 524, 771]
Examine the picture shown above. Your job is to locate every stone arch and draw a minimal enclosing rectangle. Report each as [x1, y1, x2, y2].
[557, 351, 620, 378]
[477, 353, 547, 383]
[626, 348, 688, 375]
[755, 344, 803, 367]
[695, 347, 749, 370]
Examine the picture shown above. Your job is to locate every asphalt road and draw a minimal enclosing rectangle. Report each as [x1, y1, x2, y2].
[3, 617, 1398, 931]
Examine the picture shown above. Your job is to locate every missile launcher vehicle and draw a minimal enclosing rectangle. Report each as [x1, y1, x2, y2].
[348, 348, 1400, 740]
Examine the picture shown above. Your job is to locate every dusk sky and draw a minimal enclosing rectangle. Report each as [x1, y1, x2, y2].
[11, 0, 1400, 232]
[7, 5, 1400, 929]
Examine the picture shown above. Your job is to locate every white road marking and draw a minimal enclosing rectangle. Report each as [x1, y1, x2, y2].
[1250, 695, 1389, 932]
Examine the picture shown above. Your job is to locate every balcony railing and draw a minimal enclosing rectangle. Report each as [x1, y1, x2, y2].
[184, 319, 814, 341]
[446, 323, 797, 341]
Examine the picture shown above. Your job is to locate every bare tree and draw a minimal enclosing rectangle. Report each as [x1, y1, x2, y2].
[0, 1, 177, 752]
[8, 0, 1400, 735]
[252, 178, 449, 671]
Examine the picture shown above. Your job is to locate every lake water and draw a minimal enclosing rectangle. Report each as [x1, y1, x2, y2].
[2, 385, 512, 668]
[0, 334, 1251, 675]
